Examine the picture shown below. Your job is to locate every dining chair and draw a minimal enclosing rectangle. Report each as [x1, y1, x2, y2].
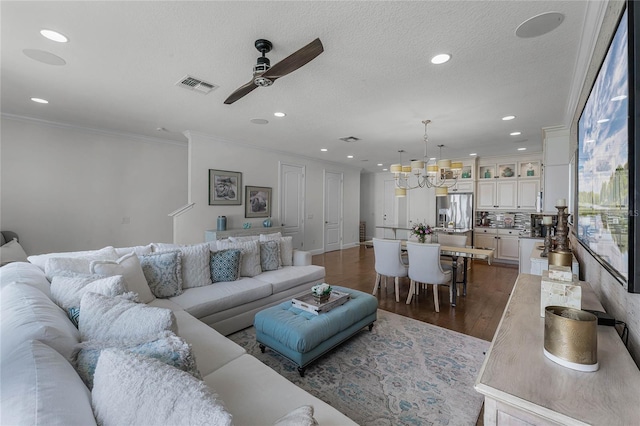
[405, 242, 452, 311]
[372, 238, 409, 302]
[436, 233, 467, 279]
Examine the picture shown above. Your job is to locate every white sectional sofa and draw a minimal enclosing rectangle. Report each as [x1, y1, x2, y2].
[0, 238, 356, 425]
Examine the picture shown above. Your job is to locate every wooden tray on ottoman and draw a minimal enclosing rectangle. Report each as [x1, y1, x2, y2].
[292, 290, 350, 315]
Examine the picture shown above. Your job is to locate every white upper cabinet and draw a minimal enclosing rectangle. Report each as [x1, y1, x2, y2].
[476, 155, 541, 210]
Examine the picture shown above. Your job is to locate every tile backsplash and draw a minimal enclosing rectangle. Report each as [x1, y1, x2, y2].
[475, 211, 533, 230]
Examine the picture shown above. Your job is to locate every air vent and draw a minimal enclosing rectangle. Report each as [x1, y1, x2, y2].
[339, 136, 360, 143]
[176, 75, 218, 94]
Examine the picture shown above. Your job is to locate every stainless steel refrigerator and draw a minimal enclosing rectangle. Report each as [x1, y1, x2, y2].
[435, 193, 474, 229]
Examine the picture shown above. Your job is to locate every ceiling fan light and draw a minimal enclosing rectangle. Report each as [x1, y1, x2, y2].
[436, 187, 448, 197]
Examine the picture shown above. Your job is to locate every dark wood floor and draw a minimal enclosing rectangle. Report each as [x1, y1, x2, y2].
[313, 246, 519, 342]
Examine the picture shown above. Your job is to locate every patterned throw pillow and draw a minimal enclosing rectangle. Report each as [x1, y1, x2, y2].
[216, 239, 262, 277]
[74, 331, 200, 389]
[139, 251, 183, 298]
[152, 243, 213, 289]
[260, 233, 294, 266]
[68, 307, 80, 328]
[210, 249, 241, 283]
[260, 240, 280, 271]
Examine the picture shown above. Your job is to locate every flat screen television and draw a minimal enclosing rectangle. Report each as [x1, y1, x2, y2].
[576, 2, 638, 293]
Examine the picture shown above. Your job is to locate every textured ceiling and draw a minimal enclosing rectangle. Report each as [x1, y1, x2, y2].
[1, 1, 592, 173]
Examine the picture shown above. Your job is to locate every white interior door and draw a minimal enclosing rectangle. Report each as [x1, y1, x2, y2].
[324, 171, 342, 252]
[383, 180, 397, 238]
[279, 163, 305, 250]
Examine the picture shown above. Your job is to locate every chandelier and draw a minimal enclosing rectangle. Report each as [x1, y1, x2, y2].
[390, 120, 462, 197]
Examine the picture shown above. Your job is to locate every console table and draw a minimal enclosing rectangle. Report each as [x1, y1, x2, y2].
[205, 226, 283, 241]
[475, 273, 640, 425]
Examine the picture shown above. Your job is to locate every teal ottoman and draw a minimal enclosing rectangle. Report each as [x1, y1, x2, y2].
[254, 286, 378, 376]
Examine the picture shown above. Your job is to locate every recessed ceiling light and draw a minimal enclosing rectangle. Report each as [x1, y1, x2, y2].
[518, 147, 527, 151]
[40, 29, 68, 43]
[470, 153, 477, 156]
[597, 118, 610, 124]
[347, 155, 354, 159]
[429, 157, 436, 161]
[274, 112, 286, 117]
[250, 118, 269, 125]
[31, 97, 48, 104]
[377, 163, 383, 166]
[502, 115, 516, 121]
[321, 148, 328, 152]
[382, 168, 388, 171]
[510, 131, 522, 136]
[430, 53, 451, 65]
[611, 95, 627, 101]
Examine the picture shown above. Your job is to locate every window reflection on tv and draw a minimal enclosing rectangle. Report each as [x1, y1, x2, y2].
[577, 9, 628, 281]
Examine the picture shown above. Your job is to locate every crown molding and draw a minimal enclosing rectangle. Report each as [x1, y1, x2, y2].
[1, 113, 188, 147]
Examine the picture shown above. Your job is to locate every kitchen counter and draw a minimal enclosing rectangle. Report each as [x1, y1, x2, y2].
[433, 227, 472, 233]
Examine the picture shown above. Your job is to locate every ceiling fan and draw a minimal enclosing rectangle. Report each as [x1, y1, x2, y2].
[224, 38, 324, 105]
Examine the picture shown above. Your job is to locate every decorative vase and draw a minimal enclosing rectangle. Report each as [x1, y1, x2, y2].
[418, 235, 432, 243]
[262, 217, 272, 228]
[216, 216, 227, 231]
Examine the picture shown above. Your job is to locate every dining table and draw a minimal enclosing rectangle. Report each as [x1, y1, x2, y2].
[400, 241, 495, 307]
[361, 240, 495, 306]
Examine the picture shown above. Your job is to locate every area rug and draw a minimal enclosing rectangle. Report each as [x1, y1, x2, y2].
[228, 309, 489, 426]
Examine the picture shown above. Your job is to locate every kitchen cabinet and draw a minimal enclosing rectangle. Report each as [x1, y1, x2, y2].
[517, 179, 540, 209]
[476, 181, 517, 209]
[496, 229, 519, 261]
[476, 182, 496, 209]
[517, 160, 541, 178]
[474, 228, 497, 251]
[496, 181, 517, 209]
[448, 181, 474, 193]
[476, 155, 541, 211]
[518, 237, 544, 273]
[474, 228, 518, 261]
[444, 158, 476, 192]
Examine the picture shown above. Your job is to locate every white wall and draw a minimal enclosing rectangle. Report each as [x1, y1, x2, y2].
[0, 116, 188, 255]
[360, 171, 437, 240]
[174, 131, 361, 253]
[567, 0, 640, 366]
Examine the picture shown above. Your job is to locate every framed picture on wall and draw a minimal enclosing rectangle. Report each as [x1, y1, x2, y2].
[209, 169, 242, 205]
[245, 186, 271, 218]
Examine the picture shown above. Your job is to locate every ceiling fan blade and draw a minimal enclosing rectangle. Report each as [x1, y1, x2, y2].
[224, 79, 260, 104]
[262, 38, 323, 80]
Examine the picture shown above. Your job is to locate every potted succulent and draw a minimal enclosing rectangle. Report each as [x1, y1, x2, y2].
[311, 283, 332, 304]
